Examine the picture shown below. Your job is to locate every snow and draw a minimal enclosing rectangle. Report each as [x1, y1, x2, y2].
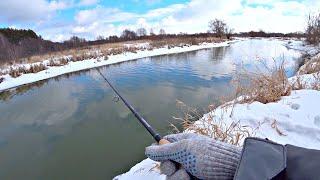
[0, 40, 238, 92]
[283, 38, 320, 56]
[113, 159, 165, 180]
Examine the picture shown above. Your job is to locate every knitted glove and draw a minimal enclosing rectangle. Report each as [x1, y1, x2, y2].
[145, 133, 242, 180]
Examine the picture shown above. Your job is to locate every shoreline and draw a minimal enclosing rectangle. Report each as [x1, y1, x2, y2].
[0, 39, 239, 92]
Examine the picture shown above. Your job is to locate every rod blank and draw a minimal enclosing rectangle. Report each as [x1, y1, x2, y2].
[96, 68, 162, 142]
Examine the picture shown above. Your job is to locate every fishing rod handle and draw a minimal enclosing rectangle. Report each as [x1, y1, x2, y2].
[159, 139, 171, 145]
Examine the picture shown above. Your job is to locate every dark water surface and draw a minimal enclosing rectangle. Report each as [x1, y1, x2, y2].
[0, 39, 302, 179]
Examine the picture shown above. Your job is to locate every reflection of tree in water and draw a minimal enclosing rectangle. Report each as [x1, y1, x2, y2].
[0, 68, 99, 101]
[210, 46, 228, 61]
[0, 80, 47, 101]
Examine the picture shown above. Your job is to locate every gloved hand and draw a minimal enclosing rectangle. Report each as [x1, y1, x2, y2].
[145, 133, 242, 180]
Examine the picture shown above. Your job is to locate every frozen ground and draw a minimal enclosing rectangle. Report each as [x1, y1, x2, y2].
[0, 40, 238, 92]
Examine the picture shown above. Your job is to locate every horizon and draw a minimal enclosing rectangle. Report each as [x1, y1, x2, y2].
[0, 0, 319, 42]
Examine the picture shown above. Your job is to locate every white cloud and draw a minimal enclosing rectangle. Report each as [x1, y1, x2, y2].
[0, 0, 69, 23]
[22, 0, 320, 41]
[78, 0, 99, 6]
[75, 6, 138, 25]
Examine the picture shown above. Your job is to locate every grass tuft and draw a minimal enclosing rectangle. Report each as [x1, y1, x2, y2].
[233, 60, 291, 104]
[170, 100, 255, 146]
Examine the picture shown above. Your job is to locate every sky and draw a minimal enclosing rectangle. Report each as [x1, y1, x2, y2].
[0, 0, 319, 42]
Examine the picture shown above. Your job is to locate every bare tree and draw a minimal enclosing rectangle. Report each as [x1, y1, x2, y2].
[136, 28, 147, 37]
[96, 35, 104, 40]
[150, 28, 155, 36]
[159, 28, 166, 35]
[208, 18, 227, 38]
[306, 12, 320, 44]
[225, 27, 234, 39]
[121, 29, 137, 40]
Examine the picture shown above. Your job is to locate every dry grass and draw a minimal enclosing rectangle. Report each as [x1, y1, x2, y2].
[150, 37, 222, 49]
[170, 100, 255, 146]
[233, 60, 291, 104]
[8, 63, 47, 78]
[25, 39, 149, 64]
[291, 76, 307, 90]
[298, 56, 320, 75]
[311, 72, 320, 90]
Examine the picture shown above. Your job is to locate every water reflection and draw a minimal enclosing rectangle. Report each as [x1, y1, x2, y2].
[0, 39, 303, 179]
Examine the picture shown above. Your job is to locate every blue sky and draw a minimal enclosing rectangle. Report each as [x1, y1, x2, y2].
[0, 0, 318, 41]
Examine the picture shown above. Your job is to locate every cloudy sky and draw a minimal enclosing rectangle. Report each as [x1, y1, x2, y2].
[0, 0, 319, 42]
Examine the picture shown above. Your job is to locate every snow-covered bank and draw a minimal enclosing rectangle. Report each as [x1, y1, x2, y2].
[115, 88, 320, 180]
[0, 40, 237, 92]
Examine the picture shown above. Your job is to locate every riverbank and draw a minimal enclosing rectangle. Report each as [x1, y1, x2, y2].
[114, 43, 320, 179]
[0, 39, 239, 92]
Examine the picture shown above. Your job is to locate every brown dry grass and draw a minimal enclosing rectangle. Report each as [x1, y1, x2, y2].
[170, 100, 255, 146]
[23, 39, 151, 64]
[233, 60, 291, 104]
[8, 63, 47, 78]
[291, 76, 307, 90]
[298, 56, 320, 75]
[150, 37, 222, 49]
[311, 72, 320, 90]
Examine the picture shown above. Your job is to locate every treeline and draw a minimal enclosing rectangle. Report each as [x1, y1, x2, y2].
[0, 28, 77, 63]
[234, 31, 305, 38]
[0, 28, 227, 63]
[0, 27, 308, 63]
[0, 28, 39, 43]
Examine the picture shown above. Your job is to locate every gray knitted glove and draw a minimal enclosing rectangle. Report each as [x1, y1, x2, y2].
[145, 133, 242, 180]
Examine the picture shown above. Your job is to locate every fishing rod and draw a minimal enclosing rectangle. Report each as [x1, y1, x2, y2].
[96, 68, 198, 179]
[96, 68, 169, 144]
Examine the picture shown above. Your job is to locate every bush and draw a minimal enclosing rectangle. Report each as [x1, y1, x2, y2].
[306, 13, 320, 44]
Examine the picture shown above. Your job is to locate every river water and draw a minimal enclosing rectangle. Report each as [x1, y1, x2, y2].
[0, 39, 302, 179]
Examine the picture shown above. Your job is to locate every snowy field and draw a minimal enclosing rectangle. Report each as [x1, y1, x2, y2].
[0, 40, 238, 92]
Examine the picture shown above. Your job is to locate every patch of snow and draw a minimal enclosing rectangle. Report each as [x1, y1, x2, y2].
[0, 40, 239, 91]
[113, 158, 165, 180]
